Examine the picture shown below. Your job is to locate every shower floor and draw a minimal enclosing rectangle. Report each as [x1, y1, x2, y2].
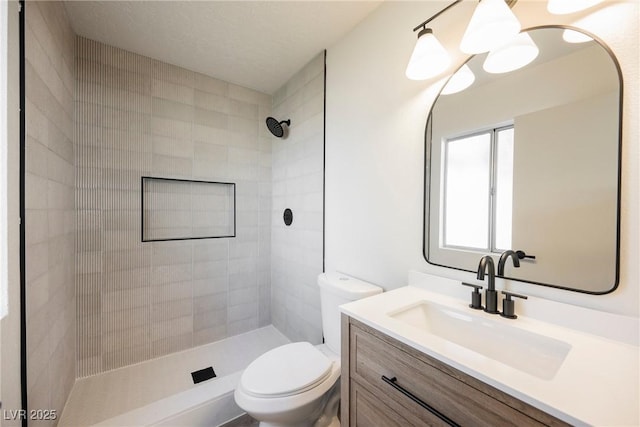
[59, 326, 289, 426]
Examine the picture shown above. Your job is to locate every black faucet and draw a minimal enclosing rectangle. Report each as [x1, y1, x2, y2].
[477, 256, 499, 314]
[497, 250, 521, 276]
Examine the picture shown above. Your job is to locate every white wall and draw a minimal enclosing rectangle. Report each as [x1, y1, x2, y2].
[325, 1, 639, 317]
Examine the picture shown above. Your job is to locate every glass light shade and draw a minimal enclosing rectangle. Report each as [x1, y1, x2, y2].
[406, 28, 451, 80]
[547, 0, 604, 15]
[483, 32, 539, 74]
[562, 29, 593, 43]
[460, 0, 522, 54]
[441, 64, 475, 95]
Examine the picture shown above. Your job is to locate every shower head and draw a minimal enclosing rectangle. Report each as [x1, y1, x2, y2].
[265, 117, 290, 138]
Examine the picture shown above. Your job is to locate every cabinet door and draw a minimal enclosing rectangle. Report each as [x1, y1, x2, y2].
[350, 323, 548, 427]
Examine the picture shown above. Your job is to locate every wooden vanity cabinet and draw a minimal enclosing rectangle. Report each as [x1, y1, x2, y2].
[340, 315, 570, 427]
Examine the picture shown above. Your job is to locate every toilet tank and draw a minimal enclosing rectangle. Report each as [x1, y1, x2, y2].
[318, 272, 383, 354]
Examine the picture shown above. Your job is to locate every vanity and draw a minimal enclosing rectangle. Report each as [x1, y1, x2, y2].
[342, 318, 566, 426]
[339, 272, 639, 426]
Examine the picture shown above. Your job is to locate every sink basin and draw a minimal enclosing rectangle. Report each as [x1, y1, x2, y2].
[388, 301, 571, 380]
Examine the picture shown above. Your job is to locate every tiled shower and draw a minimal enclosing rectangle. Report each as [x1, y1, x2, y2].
[75, 36, 274, 377]
[24, 1, 325, 423]
[25, 1, 76, 417]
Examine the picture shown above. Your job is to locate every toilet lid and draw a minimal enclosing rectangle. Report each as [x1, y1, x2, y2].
[240, 342, 333, 398]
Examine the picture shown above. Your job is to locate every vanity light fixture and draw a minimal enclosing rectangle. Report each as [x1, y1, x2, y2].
[405, 0, 462, 80]
[562, 29, 594, 44]
[460, 0, 521, 54]
[441, 64, 475, 94]
[407, 0, 608, 80]
[547, 0, 604, 15]
[406, 27, 451, 80]
[407, 0, 521, 81]
[483, 31, 539, 74]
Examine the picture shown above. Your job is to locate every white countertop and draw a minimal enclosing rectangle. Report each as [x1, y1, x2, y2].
[340, 276, 639, 426]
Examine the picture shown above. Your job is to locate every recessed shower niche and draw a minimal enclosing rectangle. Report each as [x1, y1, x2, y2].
[141, 176, 236, 242]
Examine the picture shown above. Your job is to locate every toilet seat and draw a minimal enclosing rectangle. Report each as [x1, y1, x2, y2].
[240, 342, 333, 398]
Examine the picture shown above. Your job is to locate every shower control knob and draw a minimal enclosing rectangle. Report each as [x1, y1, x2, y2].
[283, 208, 293, 226]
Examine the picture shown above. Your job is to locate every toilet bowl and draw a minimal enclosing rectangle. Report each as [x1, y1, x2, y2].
[234, 272, 382, 427]
[234, 342, 341, 427]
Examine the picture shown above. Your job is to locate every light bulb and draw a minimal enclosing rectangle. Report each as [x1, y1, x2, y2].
[483, 32, 539, 74]
[460, 0, 522, 54]
[441, 64, 476, 95]
[547, 0, 604, 15]
[406, 28, 451, 80]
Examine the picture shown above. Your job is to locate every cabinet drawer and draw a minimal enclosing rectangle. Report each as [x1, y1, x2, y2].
[350, 379, 450, 427]
[350, 323, 547, 427]
[350, 380, 422, 427]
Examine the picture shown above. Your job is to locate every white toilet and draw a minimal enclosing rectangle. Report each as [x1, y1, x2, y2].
[234, 272, 382, 427]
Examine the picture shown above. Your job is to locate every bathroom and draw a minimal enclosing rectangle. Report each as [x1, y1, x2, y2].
[0, 0, 638, 426]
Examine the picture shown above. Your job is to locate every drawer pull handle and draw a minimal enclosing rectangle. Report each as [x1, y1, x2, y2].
[381, 375, 460, 427]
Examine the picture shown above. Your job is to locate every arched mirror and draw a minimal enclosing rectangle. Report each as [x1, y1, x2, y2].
[424, 26, 622, 294]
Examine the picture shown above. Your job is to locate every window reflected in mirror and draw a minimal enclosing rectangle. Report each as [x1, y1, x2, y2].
[443, 126, 514, 253]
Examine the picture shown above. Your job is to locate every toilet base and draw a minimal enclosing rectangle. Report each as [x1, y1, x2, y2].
[258, 417, 338, 427]
[251, 380, 340, 427]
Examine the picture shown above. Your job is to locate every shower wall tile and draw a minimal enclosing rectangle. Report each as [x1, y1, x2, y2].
[25, 2, 76, 425]
[271, 51, 325, 344]
[192, 326, 226, 346]
[76, 37, 272, 376]
[103, 344, 149, 372]
[228, 317, 259, 336]
[194, 307, 226, 332]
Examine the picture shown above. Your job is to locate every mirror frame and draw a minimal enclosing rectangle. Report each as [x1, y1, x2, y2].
[422, 25, 624, 295]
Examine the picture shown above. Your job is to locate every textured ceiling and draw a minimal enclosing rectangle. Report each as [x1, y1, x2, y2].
[64, 1, 382, 94]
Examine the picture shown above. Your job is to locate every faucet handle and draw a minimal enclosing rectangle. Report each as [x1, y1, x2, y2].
[500, 290, 528, 319]
[461, 282, 483, 310]
[515, 250, 536, 260]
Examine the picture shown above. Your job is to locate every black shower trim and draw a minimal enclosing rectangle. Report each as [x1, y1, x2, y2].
[322, 49, 326, 274]
[19, 0, 29, 425]
[283, 208, 293, 226]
